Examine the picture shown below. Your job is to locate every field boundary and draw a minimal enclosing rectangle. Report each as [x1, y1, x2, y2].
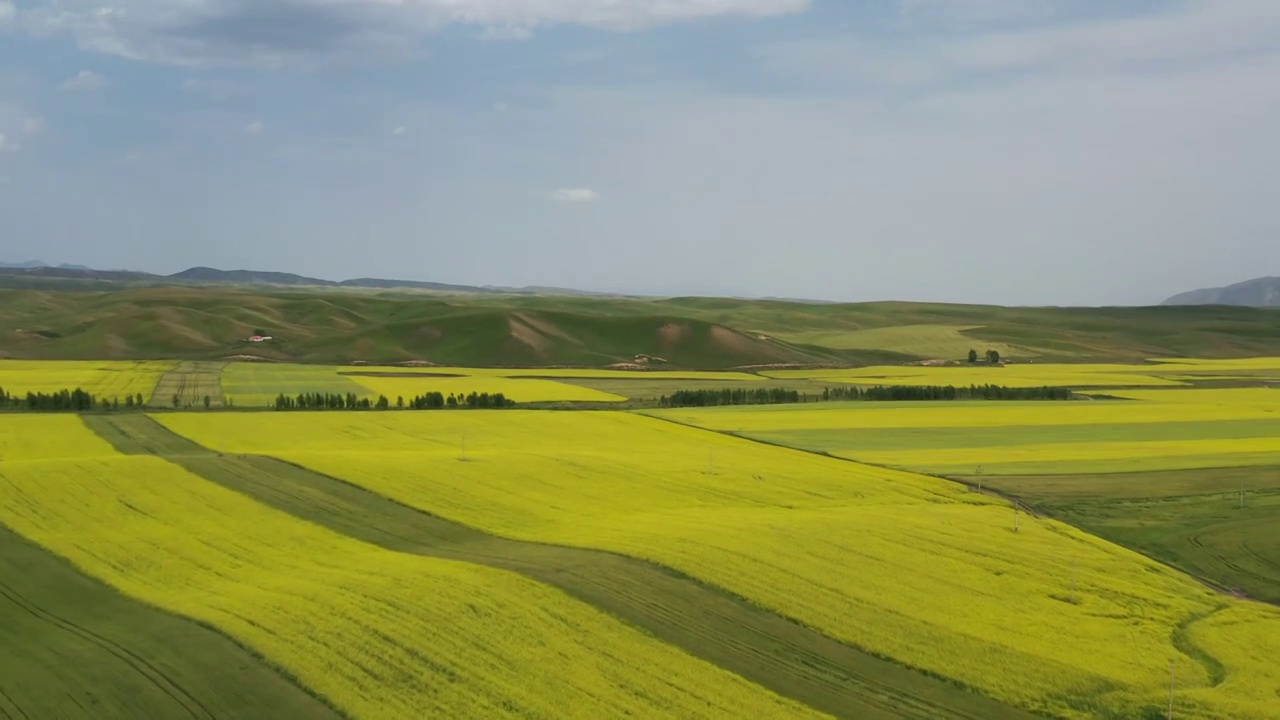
[83, 413, 1040, 720]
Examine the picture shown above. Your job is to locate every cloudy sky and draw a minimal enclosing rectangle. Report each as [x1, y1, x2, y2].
[1, 1, 1277, 305]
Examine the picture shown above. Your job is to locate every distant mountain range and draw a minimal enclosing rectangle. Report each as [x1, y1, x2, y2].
[0, 260, 95, 271]
[1163, 277, 1280, 307]
[0, 262, 611, 297]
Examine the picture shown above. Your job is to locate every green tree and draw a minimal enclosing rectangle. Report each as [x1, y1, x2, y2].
[987, 349, 1001, 364]
[203, 395, 212, 410]
[136, 393, 145, 408]
[968, 348, 978, 363]
[172, 393, 181, 408]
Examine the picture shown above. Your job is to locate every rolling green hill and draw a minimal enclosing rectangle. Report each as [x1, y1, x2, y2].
[1, 284, 1278, 367]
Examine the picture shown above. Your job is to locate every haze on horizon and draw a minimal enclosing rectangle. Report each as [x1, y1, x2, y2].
[1, 0, 1277, 306]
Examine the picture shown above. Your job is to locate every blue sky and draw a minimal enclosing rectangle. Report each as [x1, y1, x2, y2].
[2, 0, 1278, 304]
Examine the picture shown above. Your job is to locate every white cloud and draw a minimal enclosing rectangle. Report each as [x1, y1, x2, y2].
[61, 70, 105, 91]
[17, 0, 810, 66]
[245, 121, 264, 134]
[392, 126, 407, 136]
[760, 1, 1280, 89]
[23, 117, 44, 135]
[548, 188, 600, 203]
[493, 102, 510, 113]
[0, 1, 15, 27]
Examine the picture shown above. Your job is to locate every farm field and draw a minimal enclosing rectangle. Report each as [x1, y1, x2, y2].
[762, 362, 1190, 388]
[764, 324, 1034, 360]
[158, 410, 1280, 719]
[147, 360, 226, 407]
[0, 359, 174, 399]
[86, 413, 1029, 720]
[659, 387, 1280, 604]
[222, 361, 628, 405]
[338, 365, 766, 381]
[0, 520, 341, 720]
[343, 373, 626, 403]
[0, 416, 818, 720]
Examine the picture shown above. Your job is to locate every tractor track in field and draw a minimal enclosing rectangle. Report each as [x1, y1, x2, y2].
[0, 688, 27, 720]
[0, 576, 212, 720]
[84, 413, 1038, 720]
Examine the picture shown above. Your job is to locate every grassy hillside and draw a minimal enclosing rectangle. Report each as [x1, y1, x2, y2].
[2, 285, 1278, 367]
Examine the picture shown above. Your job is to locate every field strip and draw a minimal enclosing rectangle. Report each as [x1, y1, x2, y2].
[0, 522, 343, 720]
[86, 414, 1036, 720]
[147, 361, 227, 408]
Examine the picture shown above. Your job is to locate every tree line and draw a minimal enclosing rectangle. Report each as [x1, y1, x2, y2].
[0, 387, 148, 412]
[273, 391, 516, 411]
[658, 384, 1073, 407]
[825, 384, 1072, 401]
[659, 388, 802, 408]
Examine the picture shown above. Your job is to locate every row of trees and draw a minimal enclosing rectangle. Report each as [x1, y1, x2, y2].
[272, 391, 516, 411]
[659, 388, 803, 408]
[658, 383, 1074, 408]
[829, 384, 1072, 401]
[0, 387, 149, 412]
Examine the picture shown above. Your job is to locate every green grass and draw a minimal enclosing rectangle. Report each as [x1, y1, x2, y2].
[974, 467, 1280, 604]
[750, 419, 1280, 454]
[82, 413, 1035, 720]
[767, 324, 1033, 360]
[221, 362, 370, 407]
[0, 522, 341, 720]
[147, 360, 226, 407]
[4, 284, 1280, 367]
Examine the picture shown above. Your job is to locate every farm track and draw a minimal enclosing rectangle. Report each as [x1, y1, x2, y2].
[84, 413, 1038, 720]
[0, 521, 344, 720]
[148, 361, 226, 408]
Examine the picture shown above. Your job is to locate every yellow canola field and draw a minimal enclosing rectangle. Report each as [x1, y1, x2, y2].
[0, 414, 120, 462]
[220, 362, 625, 405]
[0, 418, 817, 720]
[0, 359, 175, 398]
[158, 411, 1280, 719]
[344, 374, 626, 403]
[652, 396, 1280, 433]
[339, 365, 765, 381]
[762, 363, 1187, 387]
[1148, 357, 1280, 371]
[843, 437, 1280, 475]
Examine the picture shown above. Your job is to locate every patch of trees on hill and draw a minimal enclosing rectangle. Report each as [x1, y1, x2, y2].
[273, 391, 516, 411]
[0, 387, 146, 412]
[659, 384, 1073, 407]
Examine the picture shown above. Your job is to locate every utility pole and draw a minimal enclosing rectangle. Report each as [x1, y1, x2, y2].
[1240, 480, 1245, 510]
[1014, 503, 1020, 533]
[461, 433, 467, 461]
[1070, 558, 1078, 604]
[708, 448, 715, 476]
[1168, 659, 1175, 719]
[976, 466, 983, 494]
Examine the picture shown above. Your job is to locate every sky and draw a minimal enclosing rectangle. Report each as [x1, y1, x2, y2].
[1, 0, 1278, 306]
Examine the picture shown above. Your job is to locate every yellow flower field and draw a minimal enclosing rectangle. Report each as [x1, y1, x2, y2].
[761, 362, 1188, 387]
[221, 361, 626, 405]
[344, 374, 626, 403]
[0, 359, 175, 399]
[0, 416, 817, 720]
[338, 365, 765, 381]
[159, 411, 1280, 719]
[653, 394, 1280, 432]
